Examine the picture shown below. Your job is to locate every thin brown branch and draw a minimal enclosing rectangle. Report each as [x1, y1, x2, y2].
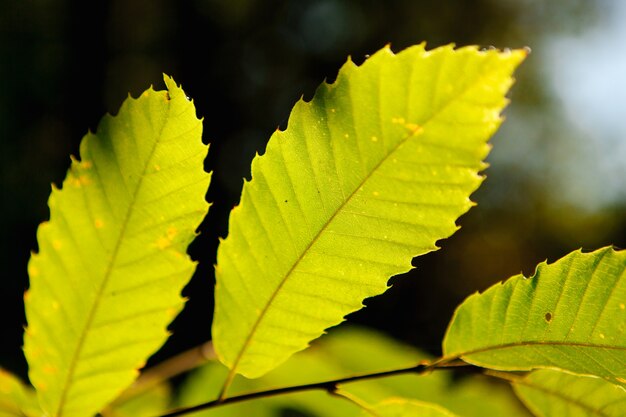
[156, 358, 469, 417]
[110, 340, 215, 407]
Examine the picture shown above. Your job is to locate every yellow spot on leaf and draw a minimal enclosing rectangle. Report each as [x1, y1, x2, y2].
[43, 364, 57, 374]
[52, 240, 62, 250]
[391, 117, 405, 124]
[68, 174, 91, 187]
[620, 303, 625, 310]
[155, 237, 171, 250]
[51, 301, 59, 310]
[372, 191, 379, 197]
[599, 333, 605, 339]
[82, 161, 92, 169]
[27, 325, 36, 337]
[331, 108, 336, 113]
[94, 219, 104, 229]
[405, 123, 423, 134]
[616, 377, 626, 384]
[69, 177, 81, 188]
[155, 227, 179, 249]
[371, 136, 378, 142]
[29, 265, 39, 277]
[344, 133, 349, 139]
[154, 164, 161, 171]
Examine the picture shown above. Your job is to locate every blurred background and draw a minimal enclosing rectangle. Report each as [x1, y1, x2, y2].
[1, 0, 625, 384]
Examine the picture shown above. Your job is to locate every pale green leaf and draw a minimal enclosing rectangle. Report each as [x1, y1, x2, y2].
[511, 370, 626, 417]
[443, 247, 626, 386]
[23, 76, 210, 417]
[178, 327, 531, 417]
[213, 44, 527, 380]
[105, 383, 172, 417]
[0, 369, 41, 417]
[266, 327, 531, 417]
[361, 398, 459, 417]
[177, 364, 275, 417]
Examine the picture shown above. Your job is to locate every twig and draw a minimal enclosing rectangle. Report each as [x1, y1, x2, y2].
[157, 358, 468, 417]
[110, 340, 215, 406]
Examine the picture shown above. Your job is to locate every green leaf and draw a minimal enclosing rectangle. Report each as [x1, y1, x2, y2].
[23, 76, 210, 417]
[443, 247, 626, 386]
[177, 365, 275, 417]
[105, 383, 172, 417]
[268, 327, 531, 417]
[213, 44, 527, 380]
[510, 370, 626, 417]
[362, 398, 459, 417]
[178, 327, 531, 417]
[0, 369, 41, 417]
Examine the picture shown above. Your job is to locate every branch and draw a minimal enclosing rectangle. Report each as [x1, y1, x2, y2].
[156, 359, 468, 417]
[107, 340, 215, 409]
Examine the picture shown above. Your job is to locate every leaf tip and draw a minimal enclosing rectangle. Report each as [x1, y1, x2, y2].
[162, 73, 176, 89]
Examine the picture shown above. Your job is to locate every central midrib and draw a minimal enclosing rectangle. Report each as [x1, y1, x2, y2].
[451, 340, 626, 358]
[55, 97, 171, 416]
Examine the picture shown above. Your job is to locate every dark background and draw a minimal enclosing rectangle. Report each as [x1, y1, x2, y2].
[2, 0, 624, 383]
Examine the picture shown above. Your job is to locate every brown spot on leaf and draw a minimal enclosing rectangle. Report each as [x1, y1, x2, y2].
[545, 312, 552, 322]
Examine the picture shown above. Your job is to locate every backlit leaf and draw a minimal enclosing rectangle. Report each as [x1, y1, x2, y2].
[105, 383, 172, 417]
[511, 370, 626, 417]
[23, 76, 210, 417]
[361, 398, 459, 417]
[0, 369, 41, 417]
[212, 44, 527, 381]
[443, 247, 626, 386]
[178, 327, 530, 417]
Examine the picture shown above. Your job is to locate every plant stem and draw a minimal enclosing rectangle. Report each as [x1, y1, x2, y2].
[156, 359, 468, 417]
[330, 389, 382, 417]
[216, 368, 236, 402]
[109, 341, 215, 408]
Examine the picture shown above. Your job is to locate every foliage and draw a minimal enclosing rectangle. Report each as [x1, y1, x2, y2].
[212, 44, 523, 382]
[22, 77, 210, 417]
[177, 327, 532, 417]
[444, 247, 626, 387]
[1, 44, 624, 417]
[508, 370, 626, 417]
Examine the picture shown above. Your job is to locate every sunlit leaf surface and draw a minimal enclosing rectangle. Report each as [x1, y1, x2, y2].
[444, 247, 626, 386]
[512, 370, 626, 417]
[178, 327, 531, 417]
[361, 398, 459, 417]
[0, 369, 41, 417]
[213, 44, 526, 381]
[23, 76, 210, 417]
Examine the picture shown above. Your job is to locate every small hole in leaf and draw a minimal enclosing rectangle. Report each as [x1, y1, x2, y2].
[545, 312, 552, 322]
